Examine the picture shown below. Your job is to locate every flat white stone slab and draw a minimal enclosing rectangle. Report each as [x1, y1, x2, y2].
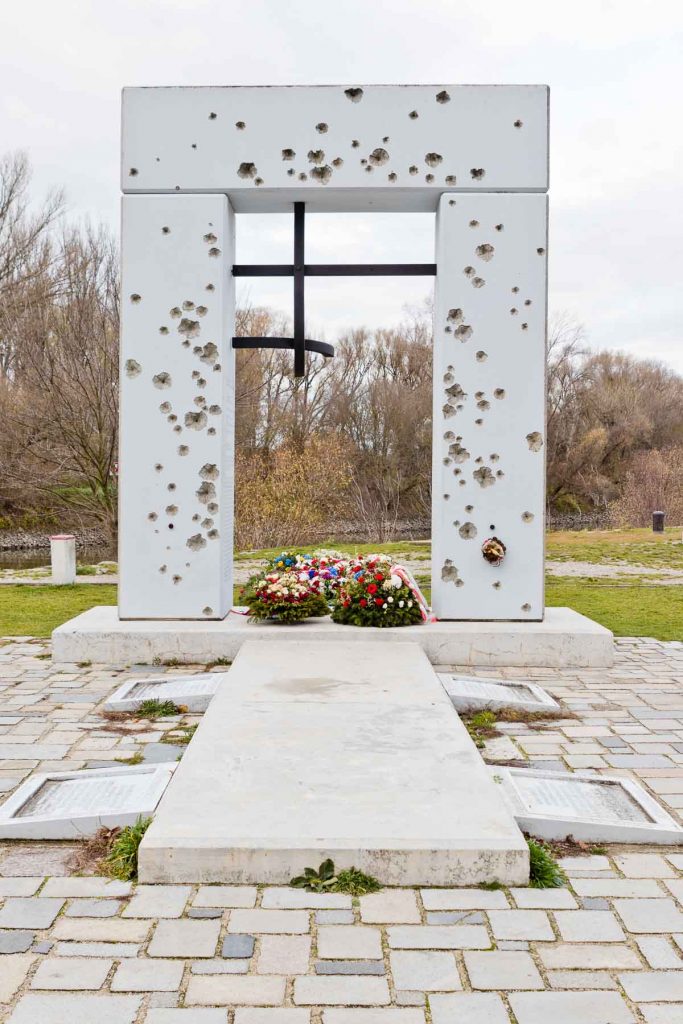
[105, 673, 227, 713]
[52, 606, 613, 669]
[139, 640, 529, 885]
[439, 675, 559, 714]
[495, 767, 683, 844]
[0, 765, 174, 840]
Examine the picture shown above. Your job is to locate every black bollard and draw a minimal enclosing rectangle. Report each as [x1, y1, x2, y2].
[652, 510, 665, 533]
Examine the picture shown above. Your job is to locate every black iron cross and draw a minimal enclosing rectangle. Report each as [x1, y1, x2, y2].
[232, 202, 436, 377]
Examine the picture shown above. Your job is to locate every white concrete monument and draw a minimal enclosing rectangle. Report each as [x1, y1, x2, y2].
[50, 534, 76, 585]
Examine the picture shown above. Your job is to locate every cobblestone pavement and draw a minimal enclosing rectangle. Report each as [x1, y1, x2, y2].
[1, 635, 683, 1020]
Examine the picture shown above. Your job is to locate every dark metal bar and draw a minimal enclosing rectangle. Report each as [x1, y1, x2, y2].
[293, 202, 306, 377]
[232, 263, 436, 278]
[232, 336, 334, 358]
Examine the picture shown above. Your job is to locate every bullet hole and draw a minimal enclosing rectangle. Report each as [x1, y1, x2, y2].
[495, 224, 504, 232]
[154, 464, 163, 472]
[308, 149, 325, 163]
[129, 168, 138, 176]
[254, 177, 264, 186]
[443, 371, 454, 384]
[455, 325, 473, 342]
[277, 148, 295, 163]
[473, 466, 495, 488]
[388, 172, 397, 182]
[344, 87, 363, 102]
[492, 581, 501, 589]
[447, 309, 463, 324]
[472, 277, 485, 288]
[361, 159, 367, 166]
[192, 514, 200, 522]
[537, 247, 546, 255]
[194, 396, 206, 408]
[475, 418, 483, 425]
[197, 481, 216, 504]
[365, 166, 373, 174]
[425, 174, 434, 183]
[443, 457, 451, 466]
[425, 152, 443, 167]
[444, 430, 455, 439]
[159, 326, 169, 335]
[170, 307, 182, 320]
[152, 372, 172, 389]
[183, 300, 195, 311]
[490, 453, 500, 462]
[445, 382, 466, 402]
[201, 517, 214, 529]
[494, 388, 506, 399]
[311, 164, 333, 184]
[449, 441, 470, 463]
[474, 456, 482, 464]
[383, 136, 390, 144]
[160, 226, 171, 236]
[130, 293, 142, 305]
[469, 220, 479, 228]
[208, 404, 222, 415]
[448, 199, 456, 205]
[205, 283, 215, 292]
[409, 165, 419, 175]
[125, 359, 141, 378]
[521, 603, 531, 612]
[197, 377, 207, 388]
[332, 157, 344, 168]
[187, 533, 206, 552]
[185, 411, 207, 431]
[166, 504, 178, 517]
[470, 168, 485, 180]
[521, 323, 528, 330]
[524, 299, 532, 306]
[237, 162, 257, 179]
[316, 122, 328, 133]
[196, 306, 208, 317]
[409, 109, 418, 119]
[208, 528, 219, 540]
[178, 445, 189, 456]
[199, 463, 219, 481]
[209, 112, 217, 120]
[514, 119, 523, 128]
[198, 342, 218, 364]
[159, 401, 172, 413]
[510, 308, 518, 315]
[235, 121, 246, 130]
[476, 351, 487, 362]
[147, 512, 157, 522]
[351, 140, 360, 148]
[168, 523, 174, 530]
[287, 168, 295, 176]
[512, 286, 519, 293]
[173, 424, 182, 432]
[208, 247, 221, 257]
[476, 243, 495, 262]
[441, 559, 462, 586]
[191, 143, 197, 150]
[477, 399, 490, 411]
[298, 173, 308, 181]
[159, 564, 167, 573]
[475, 391, 484, 400]
[522, 511, 534, 523]
[436, 90, 451, 103]
[172, 575, 182, 585]
[369, 148, 389, 166]
[178, 318, 200, 340]
[526, 431, 543, 452]
[464, 267, 475, 278]
[181, 341, 190, 349]
[167, 414, 177, 423]
[207, 501, 219, 514]
[207, 427, 216, 436]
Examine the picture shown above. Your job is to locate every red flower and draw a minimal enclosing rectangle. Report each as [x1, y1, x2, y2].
[367, 583, 378, 594]
[375, 598, 384, 606]
[374, 573, 383, 581]
[359, 598, 367, 607]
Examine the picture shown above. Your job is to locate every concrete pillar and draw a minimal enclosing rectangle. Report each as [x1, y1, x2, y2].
[431, 193, 548, 620]
[50, 535, 76, 584]
[119, 194, 235, 619]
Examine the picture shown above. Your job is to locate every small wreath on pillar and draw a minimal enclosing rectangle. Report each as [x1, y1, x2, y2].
[482, 536, 506, 566]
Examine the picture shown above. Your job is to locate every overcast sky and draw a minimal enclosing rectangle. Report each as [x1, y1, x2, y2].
[2, 0, 682, 371]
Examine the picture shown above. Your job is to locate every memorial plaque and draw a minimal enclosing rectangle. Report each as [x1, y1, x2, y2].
[495, 767, 683, 844]
[105, 672, 227, 713]
[0, 765, 173, 840]
[439, 674, 559, 714]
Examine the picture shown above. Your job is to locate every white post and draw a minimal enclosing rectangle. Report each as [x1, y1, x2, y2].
[118, 194, 235, 620]
[431, 193, 548, 620]
[50, 534, 76, 585]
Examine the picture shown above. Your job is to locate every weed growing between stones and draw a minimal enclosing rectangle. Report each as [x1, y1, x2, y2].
[291, 858, 381, 895]
[527, 837, 567, 888]
[104, 816, 152, 881]
[135, 698, 184, 718]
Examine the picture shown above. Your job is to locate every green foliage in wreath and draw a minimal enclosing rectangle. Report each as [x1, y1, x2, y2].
[331, 575, 423, 628]
[247, 591, 329, 623]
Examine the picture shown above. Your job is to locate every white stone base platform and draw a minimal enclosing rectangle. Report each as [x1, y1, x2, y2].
[52, 605, 613, 668]
[138, 640, 529, 885]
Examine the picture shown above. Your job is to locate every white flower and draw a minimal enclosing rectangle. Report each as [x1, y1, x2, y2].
[391, 574, 402, 588]
[399, 600, 405, 608]
[408, 600, 413, 608]
[383, 604, 388, 611]
[387, 596, 394, 603]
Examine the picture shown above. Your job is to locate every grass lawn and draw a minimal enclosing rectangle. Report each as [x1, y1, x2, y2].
[0, 585, 118, 639]
[546, 578, 683, 641]
[546, 527, 683, 569]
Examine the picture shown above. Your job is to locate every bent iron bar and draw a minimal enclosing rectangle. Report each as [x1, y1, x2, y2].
[231, 202, 437, 378]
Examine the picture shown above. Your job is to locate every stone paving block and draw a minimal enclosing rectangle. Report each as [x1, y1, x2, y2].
[294, 976, 391, 1005]
[557, 855, 611, 874]
[192, 960, 250, 974]
[146, 1012, 227, 1023]
[31, 956, 112, 990]
[222, 934, 255, 958]
[41, 877, 131, 898]
[639, 1008, 683, 1024]
[149, 920, 221, 958]
[256, 935, 311, 974]
[235, 1013, 310, 1024]
[322, 1014, 424, 1024]
[193, 886, 258, 908]
[0, 929, 34, 952]
[261, 889, 351, 910]
[228, 910, 310, 934]
[421, 889, 508, 910]
[111, 958, 184, 991]
[390, 950, 461, 992]
[620, 972, 683, 1001]
[33, 939, 54, 953]
[508, 991, 634, 1024]
[360, 892, 421, 924]
[316, 961, 386, 975]
[536, 942, 641, 969]
[122, 884, 190, 918]
[614, 898, 683, 933]
[188, 908, 223, 919]
[615, 854, 676, 878]
[0, 876, 44, 896]
[635, 936, 683, 969]
[6, 993, 143, 1024]
[388, 925, 490, 950]
[510, 888, 577, 909]
[185, 975, 286, 1006]
[429, 992, 510, 1024]
[316, 910, 355, 925]
[464, 951, 543, 990]
[488, 910, 554, 941]
[318, 926, 383, 960]
[0, 896, 64, 929]
[65, 898, 122, 917]
[0, 954, 35, 1002]
[547, 970, 618, 989]
[554, 910, 625, 942]
[55, 941, 141, 957]
[571, 878, 663, 898]
[664, 879, 683, 905]
[394, 993, 425, 1006]
[426, 911, 484, 925]
[53, 918, 151, 942]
